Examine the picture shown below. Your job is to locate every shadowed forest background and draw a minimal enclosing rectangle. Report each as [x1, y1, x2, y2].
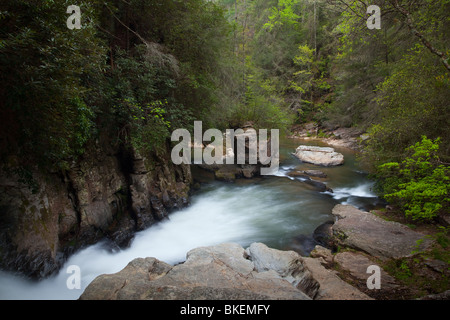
[0, 0, 448, 228]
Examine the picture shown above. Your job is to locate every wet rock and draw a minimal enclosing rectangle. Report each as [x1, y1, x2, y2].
[303, 179, 333, 193]
[287, 171, 310, 179]
[293, 145, 344, 167]
[0, 142, 192, 278]
[246, 242, 320, 298]
[437, 211, 450, 227]
[313, 221, 334, 248]
[287, 171, 332, 192]
[289, 234, 317, 257]
[420, 290, 450, 300]
[198, 126, 275, 182]
[80, 242, 377, 301]
[424, 259, 448, 273]
[214, 165, 240, 182]
[303, 170, 327, 178]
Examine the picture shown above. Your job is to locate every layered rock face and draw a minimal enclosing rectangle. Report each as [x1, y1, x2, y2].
[0, 142, 191, 278]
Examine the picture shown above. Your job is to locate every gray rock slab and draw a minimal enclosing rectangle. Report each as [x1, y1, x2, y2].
[80, 243, 312, 300]
[245, 242, 320, 298]
[331, 205, 433, 260]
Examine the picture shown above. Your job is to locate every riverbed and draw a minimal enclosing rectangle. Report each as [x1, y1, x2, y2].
[0, 138, 381, 300]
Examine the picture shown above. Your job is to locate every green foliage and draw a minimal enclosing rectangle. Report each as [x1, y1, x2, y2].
[218, 0, 339, 130]
[327, 0, 450, 131]
[377, 136, 450, 221]
[263, 0, 301, 32]
[290, 44, 315, 96]
[1, 0, 237, 181]
[331, 2, 450, 224]
[363, 45, 450, 164]
[384, 257, 419, 284]
[0, 0, 105, 171]
[126, 100, 171, 156]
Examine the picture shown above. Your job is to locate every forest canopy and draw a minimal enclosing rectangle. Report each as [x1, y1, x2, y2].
[0, 0, 448, 220]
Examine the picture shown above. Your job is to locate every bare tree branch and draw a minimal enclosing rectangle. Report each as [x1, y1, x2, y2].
[103, 2, 148, 46]
[336, 0, 365, 19]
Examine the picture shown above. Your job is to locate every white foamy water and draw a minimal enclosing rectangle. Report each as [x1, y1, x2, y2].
[0, 181, 332, 300]
[272, 164, 296, 180]
[330, 182, 377, 200]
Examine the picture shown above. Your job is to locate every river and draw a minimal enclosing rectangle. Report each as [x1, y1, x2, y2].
[0, 137, 381, 300]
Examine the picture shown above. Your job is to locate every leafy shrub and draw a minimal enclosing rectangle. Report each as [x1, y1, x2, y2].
[377, 136, 450, 221]
[113, 99, 171, 156]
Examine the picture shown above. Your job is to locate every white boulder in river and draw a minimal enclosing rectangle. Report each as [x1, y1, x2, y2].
[293, 145, 344, 166]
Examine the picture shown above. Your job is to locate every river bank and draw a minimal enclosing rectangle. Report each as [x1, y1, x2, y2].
[288, 122, 365, 151]
[284, 126, 450, 299]
[79, 203, 449, 300]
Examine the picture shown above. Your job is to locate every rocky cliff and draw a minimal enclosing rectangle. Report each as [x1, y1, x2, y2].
[0, 141, 191, 278]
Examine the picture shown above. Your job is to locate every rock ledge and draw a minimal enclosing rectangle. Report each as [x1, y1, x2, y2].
[79, 242, 370, 300]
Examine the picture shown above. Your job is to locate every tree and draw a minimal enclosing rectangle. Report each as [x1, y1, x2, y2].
[0, 0, 106, 172]
[0, 0, 239, 188]
[289, 44, 315, 107]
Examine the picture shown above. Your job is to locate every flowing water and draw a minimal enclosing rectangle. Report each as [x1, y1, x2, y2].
[0, 138, 382, 300]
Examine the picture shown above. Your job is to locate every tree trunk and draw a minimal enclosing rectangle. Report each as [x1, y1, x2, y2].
[314, 0, 317, 57]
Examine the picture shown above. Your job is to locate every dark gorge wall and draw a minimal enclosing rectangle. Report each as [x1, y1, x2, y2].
[0, 141, 191, 278]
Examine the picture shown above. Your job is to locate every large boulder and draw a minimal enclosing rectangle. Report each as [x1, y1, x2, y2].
[245, 243, 320, 298]
[331, 205, 433, 260]
[80, 243, 318, 300]
[292, 145, 344, 166]
[197, 126, 275, 181]
[80, 242, 375, 300]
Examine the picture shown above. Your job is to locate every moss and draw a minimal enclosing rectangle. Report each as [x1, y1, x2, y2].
[333, 230, 348, 242]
